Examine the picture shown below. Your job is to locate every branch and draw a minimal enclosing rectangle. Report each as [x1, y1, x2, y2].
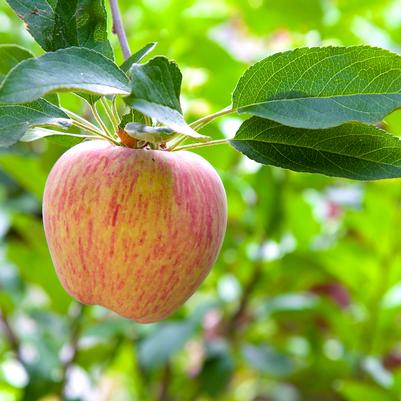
[224, 240, 266, 337]
[109, 0, 131, 60]
[59, 303, 85, 397]
[157, 363, 172, 401]
[0, 309, 23, 365]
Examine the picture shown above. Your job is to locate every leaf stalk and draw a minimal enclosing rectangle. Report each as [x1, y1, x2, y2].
[109, 0, 131, 59]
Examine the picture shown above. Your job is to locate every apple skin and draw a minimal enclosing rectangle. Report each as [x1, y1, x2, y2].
[43, 140, 227, 323]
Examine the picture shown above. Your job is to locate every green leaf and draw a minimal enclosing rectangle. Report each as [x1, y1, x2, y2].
[120, 42, 158, 73]
[230, 117, 401, 180]
[0, 45, 33, 83]
[124, 122, 178, 145]
[6, 0, 113, 59]
[125, 56, 208, 140]
[118, 110, 147, 128]
[233, 46, 401, 129]
[44, 93, 60, 106]
[0, 99, 71, 147]
[0, 47, 130, 104]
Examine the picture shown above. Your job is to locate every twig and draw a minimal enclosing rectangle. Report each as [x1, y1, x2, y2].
[157, 363, 172, 401]
[224, 241, 266, 338]
[0, 309, 23, 365]
[109, 0, 131, 59]
[59, 304, 85, 398]
[101, 97, 119, 135]
[90, 104, 116, 141]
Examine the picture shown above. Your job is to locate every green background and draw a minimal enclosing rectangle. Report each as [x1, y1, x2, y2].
[2, 0, 401, 400]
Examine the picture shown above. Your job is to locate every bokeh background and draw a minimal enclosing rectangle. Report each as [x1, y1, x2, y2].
[2, 0, 401, 400]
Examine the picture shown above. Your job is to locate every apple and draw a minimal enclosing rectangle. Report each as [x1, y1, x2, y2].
[43, 140, 227, 323]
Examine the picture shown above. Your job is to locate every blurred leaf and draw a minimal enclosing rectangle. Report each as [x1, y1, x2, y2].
[262, 293, 318, 315]
[125, 56, 208, 139]
[233, 46, 401, 129]
[231, 118, 401, 180]
[242, 344, 293, 376]
[0, 47, 130, 104]
[7, 214, 71, 313]
[0, 45, 33, 83]
[199, 341, 234, 396]
[0, 100, 71, 147]
[0, 154, 47, 199]
[138, 321, 195, 370]
[121, 42, 158, 73]
[338, 380, 398, 401]
[5, 0, 113, 58]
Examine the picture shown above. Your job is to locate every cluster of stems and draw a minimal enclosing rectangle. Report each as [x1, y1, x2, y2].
[59, 96, 232, 152]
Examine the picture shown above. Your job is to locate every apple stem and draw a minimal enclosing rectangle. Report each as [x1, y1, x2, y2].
[63, 107, 121, 145]
[112, 97, 120, 126]
[90, 103, 113, 137]
[166, 135, 188, 151]
[109, 0, 131, 59]
[190, 105, 234, 131]
[100, 97, 119, 136]
[170, 138, 230, 152]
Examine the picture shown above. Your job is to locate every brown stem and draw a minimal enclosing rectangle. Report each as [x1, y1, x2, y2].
[109, 0, 131, 59]
[59, 304, 85, 397]
[157, 363, 172, 401]
[0, 309, 23, 364]
[224, 241, 266, 338]
[117, 128, 137, 148]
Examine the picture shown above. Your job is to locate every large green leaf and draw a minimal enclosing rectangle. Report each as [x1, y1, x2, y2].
[0, 45, 33, 83]
[5, 0, 113, 59]
[233, 46, 401, 129]
[0, 47, 130, 104]
[125, 56, 208, 140]
[230, 117, 401, 180]
[0, 99, 71, 147]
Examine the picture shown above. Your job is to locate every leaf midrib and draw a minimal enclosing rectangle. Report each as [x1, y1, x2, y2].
[232, 135, 401, 168]
[236, 92, 401, 112]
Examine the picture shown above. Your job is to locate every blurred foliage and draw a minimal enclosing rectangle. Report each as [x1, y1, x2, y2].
[2, 0, 401, 400]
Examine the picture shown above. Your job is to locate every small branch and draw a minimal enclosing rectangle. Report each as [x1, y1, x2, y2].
[224, 240, 266, 338]
[157, 363, 172, 401]
[112, 97, 120, 125]
[62, 107, 107, 135]
[109, 0, 131, 59]
[170, 138, 230, 152]
[101, 97, 119, 135]
[59, 304, 85, 398]
[0, 309, 23, 365]
[90, 104, 116, 142]
[167, 135, 188, 151]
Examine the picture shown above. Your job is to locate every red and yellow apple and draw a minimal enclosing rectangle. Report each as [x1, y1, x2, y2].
[43, 140, 227, 323]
